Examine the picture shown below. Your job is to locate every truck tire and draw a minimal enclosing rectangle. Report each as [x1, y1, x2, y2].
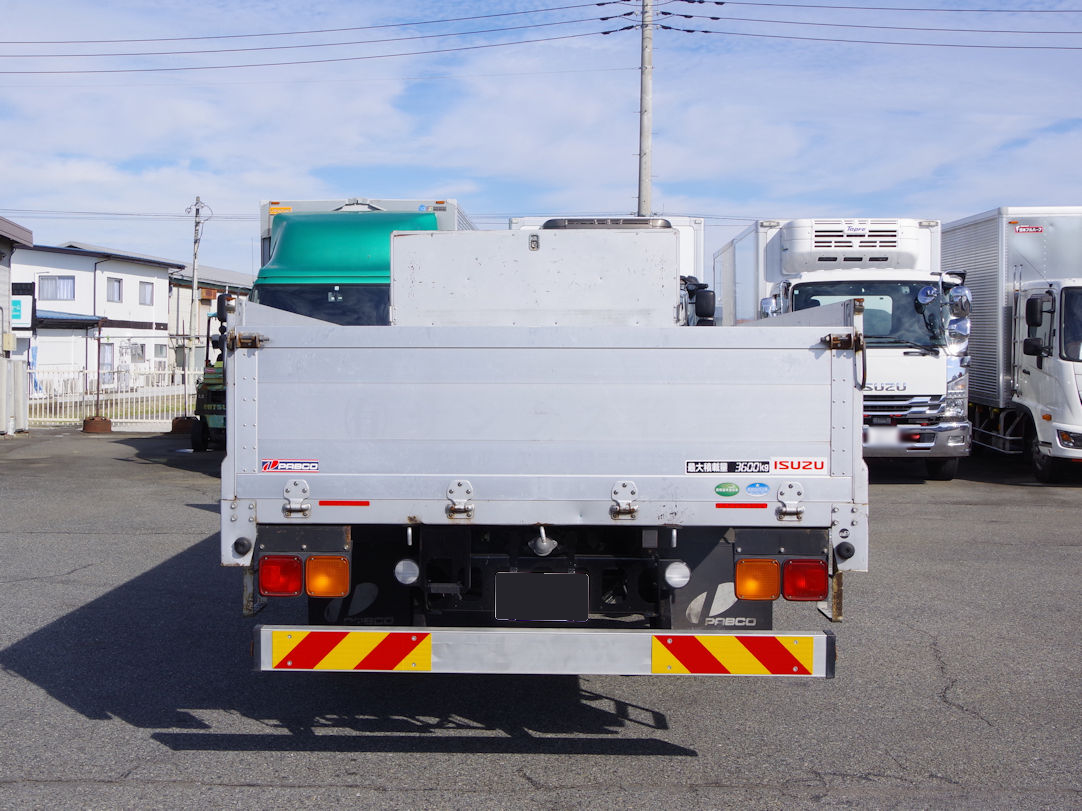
[190, 417, 210, 453]
[925, 458, 958, 481]
[1029, 430, 1064, 483]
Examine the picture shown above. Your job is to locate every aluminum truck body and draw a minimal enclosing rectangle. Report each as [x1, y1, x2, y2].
[943, 206, 1082, 482]
[220, 227, 868, 677]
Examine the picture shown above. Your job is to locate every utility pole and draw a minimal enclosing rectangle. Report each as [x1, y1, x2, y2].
[184, 196, 209, 417]
[637, 0, 653, 217]
[186, 196, 207, 372]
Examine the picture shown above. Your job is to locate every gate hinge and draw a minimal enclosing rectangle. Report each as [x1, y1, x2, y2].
[227, 331, 268, 350]
[822, 333, 860, 350]
[282, 479, 311, 518]
[446, 479, 474, 519]
[776, 481, 805, 521]
[610, 480, 639, 519]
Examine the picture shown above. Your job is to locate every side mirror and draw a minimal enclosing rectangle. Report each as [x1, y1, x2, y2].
[948, 285, 972, 318]
[694, 289, 716, 319]
[216, 293, 235, 322]
[759, 297, 780, 319]
[1025, 296, 1045, 328]
[1022, 336, 1045, 357]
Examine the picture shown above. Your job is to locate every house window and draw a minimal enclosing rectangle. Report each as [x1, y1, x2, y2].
[39, 275, 76, 301]
[107, 277, 123, 303]
[154, 344, 168, 359]
[130, 343, 146, 363]
[139, 281, 154, 306]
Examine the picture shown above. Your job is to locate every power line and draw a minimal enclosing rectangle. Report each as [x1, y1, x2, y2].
[0, 2, 635, 45]
[659, 10, 1082, 34]
[0, 15, 634, 59]
[0, 28, 633, 75]
[660, 23, 1082, 47]
[675, 0, 1082, 12]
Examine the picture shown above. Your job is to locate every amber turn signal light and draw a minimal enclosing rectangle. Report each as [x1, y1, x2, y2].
[305, 555, 350, 598]
[735, 558, 780, 600]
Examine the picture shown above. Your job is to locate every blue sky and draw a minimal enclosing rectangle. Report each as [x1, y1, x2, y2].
[1, 0, 1080, 276]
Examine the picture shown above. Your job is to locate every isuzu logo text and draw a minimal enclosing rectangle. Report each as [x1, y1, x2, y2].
[771, 457, 827, 473]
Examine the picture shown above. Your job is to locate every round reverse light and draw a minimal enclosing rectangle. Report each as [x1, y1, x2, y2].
[664, 561, 692, 589]
[394, 558, 420, 585]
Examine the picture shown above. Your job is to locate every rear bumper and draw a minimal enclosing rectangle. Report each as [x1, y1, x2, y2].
[863, 420, 971, 458]
[256, 626, 836, 677]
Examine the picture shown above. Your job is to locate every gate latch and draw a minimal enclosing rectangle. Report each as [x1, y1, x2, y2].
[776, 481, 805, 521]
[610, 480, 639, 519]
[282, 479, 311, 518]
[446, 479, 474, 519]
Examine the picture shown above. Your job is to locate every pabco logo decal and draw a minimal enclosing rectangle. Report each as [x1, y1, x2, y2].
[771, 457, 827, 474]
[261, 459, 319, 472]
[1014, 225, 1043, 233]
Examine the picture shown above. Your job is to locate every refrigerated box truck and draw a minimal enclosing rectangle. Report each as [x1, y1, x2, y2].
[715, 218, 972, 480]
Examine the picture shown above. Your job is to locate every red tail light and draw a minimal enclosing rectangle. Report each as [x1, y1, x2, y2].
[259, 555, 303, 596]
[783, 559, 829, 601]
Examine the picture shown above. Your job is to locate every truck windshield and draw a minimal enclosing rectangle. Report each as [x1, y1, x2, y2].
[792, 281, 946, 348]
[249, 283, 389, 326]
[1062, 287, 1082, 362]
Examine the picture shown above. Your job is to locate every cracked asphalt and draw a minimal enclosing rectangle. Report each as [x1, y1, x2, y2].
[0, 427, 1080, 809]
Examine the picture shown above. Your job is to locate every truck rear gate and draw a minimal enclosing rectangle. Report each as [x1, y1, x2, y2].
[221, 319, 865, 554]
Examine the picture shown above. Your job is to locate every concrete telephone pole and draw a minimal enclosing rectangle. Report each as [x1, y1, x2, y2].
[186, 196, 206, 372]
[637, 0, 653, 217]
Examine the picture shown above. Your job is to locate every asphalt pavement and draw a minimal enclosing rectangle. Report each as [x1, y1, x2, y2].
[0, 428, 1079, 809]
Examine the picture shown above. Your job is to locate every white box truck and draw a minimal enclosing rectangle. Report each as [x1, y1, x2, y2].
[217, 226, 868, 677]
[715, 218, 973, 480]
[942, 206, 1082, 482]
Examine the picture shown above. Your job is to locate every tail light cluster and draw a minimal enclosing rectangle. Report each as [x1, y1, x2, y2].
[258, 554, 350, 598]
[735, 558, 828, 601]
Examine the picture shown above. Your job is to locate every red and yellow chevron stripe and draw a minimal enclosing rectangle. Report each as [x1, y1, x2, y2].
[270, 630, 431, 671]
[652, 634, 815, 675]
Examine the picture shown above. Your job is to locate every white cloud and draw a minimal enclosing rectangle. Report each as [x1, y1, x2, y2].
[1, 1, 1079, 271]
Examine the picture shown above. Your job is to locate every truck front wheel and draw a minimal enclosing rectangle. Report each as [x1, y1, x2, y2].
[1029, 429, 1064, 483]
[190, 417, 210, 452]
[925, 458, 959, 481]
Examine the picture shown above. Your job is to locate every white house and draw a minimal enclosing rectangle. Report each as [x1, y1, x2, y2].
[2, 217, 33, 433]
[11, 244, 183, 379]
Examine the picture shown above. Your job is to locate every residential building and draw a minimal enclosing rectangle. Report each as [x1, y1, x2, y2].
[11, 245, 183, 381]
[1, 217, 32, 433]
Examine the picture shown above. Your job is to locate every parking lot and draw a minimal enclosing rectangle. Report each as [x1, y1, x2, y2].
[0, 428, 1079, 809]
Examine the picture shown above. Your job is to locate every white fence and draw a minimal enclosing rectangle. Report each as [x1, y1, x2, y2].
[28, 368, 197, 428]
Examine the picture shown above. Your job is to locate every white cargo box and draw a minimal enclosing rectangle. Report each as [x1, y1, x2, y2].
[390, 229, 682, 327]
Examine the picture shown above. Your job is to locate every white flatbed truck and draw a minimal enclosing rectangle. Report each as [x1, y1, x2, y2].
[219, 226, 869, 677]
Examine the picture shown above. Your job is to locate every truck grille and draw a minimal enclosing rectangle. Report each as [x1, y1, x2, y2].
[864, 394, 946, 425]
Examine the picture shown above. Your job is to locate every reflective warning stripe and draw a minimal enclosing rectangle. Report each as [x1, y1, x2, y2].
[271, 630, 431, 671]
[257, 627, 833, 677]
[652, 634, 815, 675]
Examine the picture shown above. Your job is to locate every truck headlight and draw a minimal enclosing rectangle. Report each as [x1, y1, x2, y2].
[946, 317, 970, 356]
[1057, 430, 1082, 449]
[944, 358, 968, 417]
[943, 393, 967, 418]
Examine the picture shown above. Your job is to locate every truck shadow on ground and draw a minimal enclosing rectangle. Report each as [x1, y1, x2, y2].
[111, 432, 225, 479]
[0, 535, 693, 757]
[867, 455, 1082, 486]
